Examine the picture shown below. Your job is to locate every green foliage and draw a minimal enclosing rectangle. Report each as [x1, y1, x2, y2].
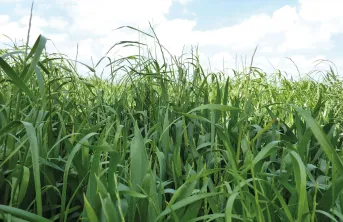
[1, 27, 343, 222]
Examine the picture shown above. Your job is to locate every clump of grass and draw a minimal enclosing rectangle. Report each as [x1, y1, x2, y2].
[1, 18, 343, 222]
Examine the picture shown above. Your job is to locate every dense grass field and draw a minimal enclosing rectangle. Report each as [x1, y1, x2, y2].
[1, 26, 343, 222]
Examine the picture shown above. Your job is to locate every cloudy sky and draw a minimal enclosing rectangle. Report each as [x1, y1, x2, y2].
[1, 0, 343, 78]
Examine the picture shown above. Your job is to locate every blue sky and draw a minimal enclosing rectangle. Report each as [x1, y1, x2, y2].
[168, 0, 299, 29]
[1, 0, 343, 79]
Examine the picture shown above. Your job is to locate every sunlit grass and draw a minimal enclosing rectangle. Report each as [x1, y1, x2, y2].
[1, 13, 343, 222]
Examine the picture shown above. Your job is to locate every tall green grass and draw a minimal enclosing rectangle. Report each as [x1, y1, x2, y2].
[1, 19, 343, 222]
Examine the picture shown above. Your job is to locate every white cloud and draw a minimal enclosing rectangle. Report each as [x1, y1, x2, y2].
[299, 0, 343, 22]
[176, 0, 193, 5]
[153, 19, 196, 55]
[23, 16, 48, 28]
[13, 3, 34, 17]
[151, 5, 299, 53]
[1, 0, 343, 77]
[0, 15, 9, 24]
[0, 0, 21, 2]
[0, 16, 42, 46]
[275, 0, 343, 52]
[67, 0, 172, 34]
[147, 1, 343, 74]
[260, 46, 273, 53]
[48, 17, 69, 30]
[206, 52, 234, 72]
[47, 33, 68, 43]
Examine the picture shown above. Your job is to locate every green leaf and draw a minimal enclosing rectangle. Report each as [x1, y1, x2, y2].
[100, 194, 120, 222]
[60, 133, 98, 222]
[292, 105, 343, 175]
[0, 58, 37, 102]
[23, 35, 47, 82]
[21, 121, 42, 216]
[130, 121, 149, 191]
[318, 177, 343, 211]
[289, 150, 310, 222]
[120, 190, 148, 198]
[315, 210, 338, 222]
[225, 192, 240, 222]
[0, 205, 50, 222]
[83, 194, 99, 222]
[155, 192, 223, 221]
[188, 104, 241, 113]
[16, 166, 30, 206]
